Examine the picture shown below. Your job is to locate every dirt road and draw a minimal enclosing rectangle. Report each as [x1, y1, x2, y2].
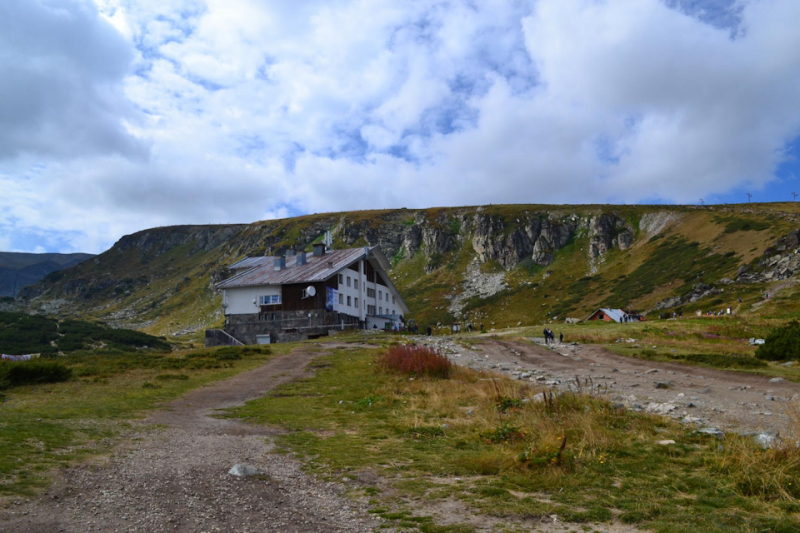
[0, 348, 383, 533]
[423, 336, 800, 438]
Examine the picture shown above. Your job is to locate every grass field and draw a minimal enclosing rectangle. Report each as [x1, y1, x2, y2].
[0, 344, 280, 497]
[228, 343, 800, 533]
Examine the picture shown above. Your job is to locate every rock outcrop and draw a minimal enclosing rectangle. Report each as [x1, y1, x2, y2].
[738, 228, 800, 283]
[589, 214, 634, 258]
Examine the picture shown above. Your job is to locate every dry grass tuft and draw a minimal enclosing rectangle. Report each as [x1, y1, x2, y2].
[377, 344, 453, 378]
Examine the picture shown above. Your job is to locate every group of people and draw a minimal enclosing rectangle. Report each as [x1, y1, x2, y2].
[542, 328, 563, 344]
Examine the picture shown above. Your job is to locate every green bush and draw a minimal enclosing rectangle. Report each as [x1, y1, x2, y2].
[0, 361, 72, 389]
[756, 321, 800, 361]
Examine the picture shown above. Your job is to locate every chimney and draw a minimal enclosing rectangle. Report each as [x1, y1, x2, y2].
[273, 257, 285, 271]
[312, 243, 325, 256]
[296, 251, 307, 266]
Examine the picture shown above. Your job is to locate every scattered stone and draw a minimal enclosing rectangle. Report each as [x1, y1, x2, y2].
[657, 440, 676, 445]
[645, 369, 659, 375]
[646, 402, 677, 414]
[769, 377, 785, 383]
[699, 388, 711, 394]
[697, 427, 724, 438]
[655, 382, 672, 389]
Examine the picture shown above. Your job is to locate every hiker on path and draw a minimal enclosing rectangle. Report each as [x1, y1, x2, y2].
[543, 328, 549, 344]
[559, 332, 563, 343]
[427, 325, 432, 336]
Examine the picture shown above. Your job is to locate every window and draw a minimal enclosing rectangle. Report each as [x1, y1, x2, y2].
[338, 274, 343, 284]
[379, 307, 383, 315]
[367, 288, 375, 298]
[354, 297, 359, 308]
[354, 279, 359, 290]
[259, 295, 281, 305]
[347, 295, 352, 306]
[392, 295, 396, 304]
[378, 290, 382, 301]
[347, 276, 351, 287]
[368, 304, 375, 314]
[339, 293, 344, 305]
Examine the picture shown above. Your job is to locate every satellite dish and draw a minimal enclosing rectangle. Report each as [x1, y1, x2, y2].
[306, 286, 316, 297]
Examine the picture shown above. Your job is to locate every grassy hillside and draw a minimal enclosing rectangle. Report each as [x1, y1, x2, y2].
[14, 203, 800, 337]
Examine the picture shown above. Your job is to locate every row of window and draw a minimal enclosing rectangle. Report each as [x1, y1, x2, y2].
[338, 294, 396, 315]
[339, 275, 395, 305]
[338, 293, 359, 309]
[338, 273, 360, 290]
[259, 295, 281, 305]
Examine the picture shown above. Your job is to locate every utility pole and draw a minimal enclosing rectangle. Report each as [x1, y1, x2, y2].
[746, 193, 752, 203]
[793, 192, 798, 202]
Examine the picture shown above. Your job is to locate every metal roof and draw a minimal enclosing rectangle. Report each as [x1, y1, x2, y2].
[588, 308, 626, 322]
[218, 248, 370, 289]
[229, 256, 272, 271]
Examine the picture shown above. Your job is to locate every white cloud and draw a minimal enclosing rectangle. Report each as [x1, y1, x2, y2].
[1, 0, 799, 253]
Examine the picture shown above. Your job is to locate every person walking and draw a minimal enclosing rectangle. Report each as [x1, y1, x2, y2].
[543, 327, 549, 344]
[559, 332, 563, 343]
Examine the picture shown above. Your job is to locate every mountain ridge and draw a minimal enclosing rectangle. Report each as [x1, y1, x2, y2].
[14, 203, 800, 336]
[0, 252, 94, 298]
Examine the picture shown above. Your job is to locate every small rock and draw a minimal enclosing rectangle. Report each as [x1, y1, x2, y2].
[769, 377, 784, 383]
[228, 464, 264, 478]
[754, 433, 777, 449]
[697, 427, 724, 438]
[657, 440, 676, 445]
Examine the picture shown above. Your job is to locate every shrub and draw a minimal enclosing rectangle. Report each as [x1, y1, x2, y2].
[482, 422, 525, 444]
[756, 321, 800, 361]
[496, 396, 524, 413]
[377, 344, 453, 378]
[0, 361, 72, 389]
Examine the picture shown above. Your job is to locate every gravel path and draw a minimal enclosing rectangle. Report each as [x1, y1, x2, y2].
[0, 348, 384, 533]
[417, 336, 800, 439]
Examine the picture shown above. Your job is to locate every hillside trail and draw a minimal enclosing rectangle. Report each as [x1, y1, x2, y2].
[0, 347, 384, 533]
[423, 336, 800, 438]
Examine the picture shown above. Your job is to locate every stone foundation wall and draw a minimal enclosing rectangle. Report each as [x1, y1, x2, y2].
[223, 311, 359, 344]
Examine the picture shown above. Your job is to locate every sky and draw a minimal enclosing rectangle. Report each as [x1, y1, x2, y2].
[1, 0, 800, 254]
